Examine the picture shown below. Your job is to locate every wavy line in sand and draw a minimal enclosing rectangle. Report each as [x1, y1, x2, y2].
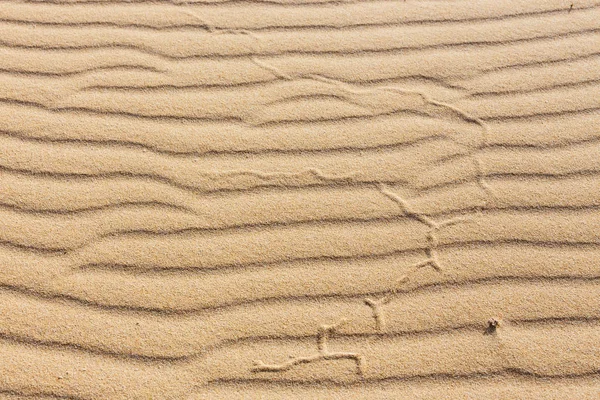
[0, 103, 598, 158]
[0, 99, 485, 151]
[1, 238, 599, 312]
[2, 126, 599, 190]
[0, 82, 499, 215]
[194, 374, 600, 400]
[2, 154, 600, 220]
[454, 81, 600, 120]
[5, 202, 600, 264]
[1, 114, 598, 190]
[80, 70, 600, 99]
[0, 338, 191, 399]
[1, 8, 598, 58]
[0, 30, 597, 90]
[3, 49, 600, 97]
[0, 145, 480, 198]
[8, 195, 583, 251]
[453, 54, 600, 95]
[53, 248, 600, 312]
[255, 32, 600, 84]
[1, 278, 600, 361]
[2, 0, 598, 31]
[211, 322, 600, 383]
[10, 67, 598, 220]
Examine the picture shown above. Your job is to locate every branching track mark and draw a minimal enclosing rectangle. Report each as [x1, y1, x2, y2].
[251, 318, 364, 377]
[363, 295, 393, 332]
[242, 56, 497, 351]
[361, 183, 475, 331]
[378, 183, 472, 273]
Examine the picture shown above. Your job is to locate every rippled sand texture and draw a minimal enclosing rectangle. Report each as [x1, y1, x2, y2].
[1, 0, 599, 398]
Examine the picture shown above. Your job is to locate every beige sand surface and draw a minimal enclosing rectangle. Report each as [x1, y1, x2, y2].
[0, 0, 599, 398]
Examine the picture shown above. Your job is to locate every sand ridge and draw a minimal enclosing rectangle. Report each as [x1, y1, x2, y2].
[0, 0, 599, 398]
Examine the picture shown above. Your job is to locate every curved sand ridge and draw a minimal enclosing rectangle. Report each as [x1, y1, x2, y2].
[0, 0, 599, 398]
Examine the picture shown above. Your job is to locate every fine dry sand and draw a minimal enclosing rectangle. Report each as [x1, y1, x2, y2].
[1, 0, 599, 398]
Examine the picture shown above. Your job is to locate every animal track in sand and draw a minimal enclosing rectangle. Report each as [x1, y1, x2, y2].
[363, 183, 476, 332]
[251, 318, 365, 377]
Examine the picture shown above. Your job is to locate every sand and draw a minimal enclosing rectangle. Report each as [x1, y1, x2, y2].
[0, 0, 599, 398]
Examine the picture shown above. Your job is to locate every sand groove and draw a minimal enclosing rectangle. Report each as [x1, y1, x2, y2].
[1, 0, 598, 398]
